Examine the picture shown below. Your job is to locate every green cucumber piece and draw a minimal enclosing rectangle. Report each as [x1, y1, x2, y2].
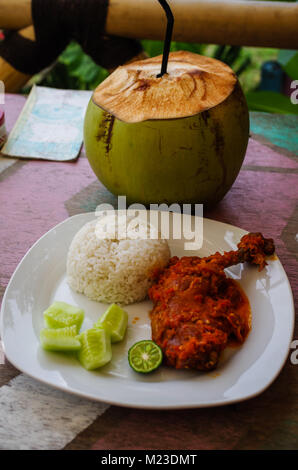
[94, 304, 128, 343]
[77, 328, 112, 370]
[40, 325, 81, 351]
[43, 301, 84, 333]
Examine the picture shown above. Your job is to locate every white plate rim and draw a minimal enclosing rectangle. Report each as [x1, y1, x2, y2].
[1, 212, 295, 409]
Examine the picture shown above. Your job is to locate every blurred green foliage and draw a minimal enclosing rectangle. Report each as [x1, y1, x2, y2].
[278, 50, 298, 80]
[36, 40, 297, 115]
[246, 91, 298, 114]
[39, 40, 275, 93]
[40, 42, 108, 90]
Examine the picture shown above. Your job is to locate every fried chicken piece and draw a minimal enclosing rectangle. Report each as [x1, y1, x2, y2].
[149, 233, 275, 371]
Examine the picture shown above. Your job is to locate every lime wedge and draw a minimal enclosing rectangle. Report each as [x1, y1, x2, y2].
[43, 301, 84, 333]
[40, 325, 81, 351]
[77, 328, 112, 370]
[94, 304, 128, 343]
[128, 340, 163, 374]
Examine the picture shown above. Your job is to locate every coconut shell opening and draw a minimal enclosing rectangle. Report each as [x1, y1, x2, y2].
[92, 51, 237, 123]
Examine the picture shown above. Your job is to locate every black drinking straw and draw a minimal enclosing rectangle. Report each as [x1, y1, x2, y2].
[156, 0, 174, 77]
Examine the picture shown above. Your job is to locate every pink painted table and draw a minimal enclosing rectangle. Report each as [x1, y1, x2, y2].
[0, 94, 297, 450]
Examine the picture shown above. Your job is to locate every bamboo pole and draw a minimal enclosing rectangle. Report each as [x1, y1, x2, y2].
[0, 26, 34, 92]
[0, 24, 147, 92]
[0, 58, 31, 92]
[0, 0, 32, 29]
[0, 0, 297, 49]
[106, 0, 298, 49]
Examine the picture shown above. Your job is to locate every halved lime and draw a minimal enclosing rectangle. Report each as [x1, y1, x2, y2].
[128, 340, 163, 374]
[94, 304, 128, 343]
[43, 301, 84, 333]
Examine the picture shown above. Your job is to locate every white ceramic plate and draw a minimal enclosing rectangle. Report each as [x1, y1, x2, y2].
[1, 212, 294, 409]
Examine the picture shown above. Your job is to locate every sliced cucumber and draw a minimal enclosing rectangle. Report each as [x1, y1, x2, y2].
[40, 325, 81, 351]
[77, 328, 112, 370]
[43, 301, 84, 333]
[94, 304, 128, 343]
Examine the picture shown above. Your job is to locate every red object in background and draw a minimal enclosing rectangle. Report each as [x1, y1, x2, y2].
[0, 110, 5, 126]
[0, 30, 5, 41]
[0, 109, 7, 147]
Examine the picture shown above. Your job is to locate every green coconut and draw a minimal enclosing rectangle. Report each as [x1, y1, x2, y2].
[84, 51, 249, 205]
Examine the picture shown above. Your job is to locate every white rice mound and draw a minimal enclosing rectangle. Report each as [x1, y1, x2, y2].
[66, 219, 171, 305]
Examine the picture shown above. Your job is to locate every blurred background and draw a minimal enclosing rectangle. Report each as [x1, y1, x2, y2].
[0, 0, 297, 115]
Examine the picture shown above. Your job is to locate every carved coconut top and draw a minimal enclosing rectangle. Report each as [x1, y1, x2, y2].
[93, 51, 237, 123]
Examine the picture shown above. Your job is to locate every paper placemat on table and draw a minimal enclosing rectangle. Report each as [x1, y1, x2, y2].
[1, 86, 92, 161]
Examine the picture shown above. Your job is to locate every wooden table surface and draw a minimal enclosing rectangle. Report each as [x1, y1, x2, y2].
[0, 94, 297, 450]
